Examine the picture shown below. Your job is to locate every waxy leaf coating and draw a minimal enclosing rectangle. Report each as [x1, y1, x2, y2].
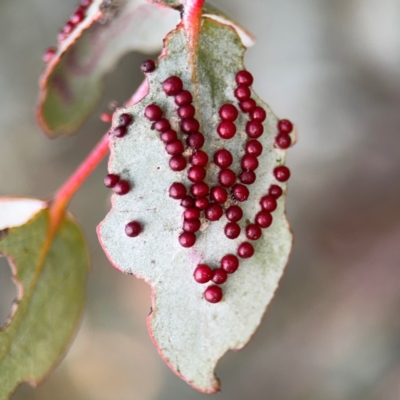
[0, 199, 89, 399]
[98, 17, 293, 393]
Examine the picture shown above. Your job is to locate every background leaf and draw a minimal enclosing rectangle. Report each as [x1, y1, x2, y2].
[98, 17, 293, 393]
[0, 199, 89, 400]
[37, 0, 254, 137]
[37, 0, 179, 137]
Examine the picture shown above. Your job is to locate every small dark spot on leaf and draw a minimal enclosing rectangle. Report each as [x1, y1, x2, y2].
[151, 260, 155, 264]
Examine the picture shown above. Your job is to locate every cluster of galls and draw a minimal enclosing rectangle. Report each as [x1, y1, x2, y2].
[104, 112, 143, 236]
[43, 0, 93, 62]
[103, 58, 293, 304]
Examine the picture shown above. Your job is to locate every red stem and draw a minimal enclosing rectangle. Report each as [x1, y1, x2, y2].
[50, 132, 109, 230]
[183, 0, 205, 104]
[50, 79, 149, 230]
[183, 0, 205, 44]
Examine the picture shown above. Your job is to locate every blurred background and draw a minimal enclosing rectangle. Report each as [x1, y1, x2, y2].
[1, 0, 400, 399]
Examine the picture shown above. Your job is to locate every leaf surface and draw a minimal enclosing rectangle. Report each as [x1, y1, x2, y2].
[37, 0, 179, 137]
[98, 16, 293, 393]
[0, 198, 89, 400]
[37, 0, 253, 137]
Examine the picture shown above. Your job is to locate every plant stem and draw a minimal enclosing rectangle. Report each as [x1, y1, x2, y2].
[50, 132, 109, 230]
[50, 79, 149, 230]
[183, 0, 205, 48]
[183, 0, 205, 103]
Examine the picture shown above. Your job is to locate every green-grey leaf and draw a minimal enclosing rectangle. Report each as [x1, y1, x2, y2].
[37, 0, 253, 137]
[0, 199, 89, 400]
[98, 17, 293, 393]
[37, 0, 179, 137]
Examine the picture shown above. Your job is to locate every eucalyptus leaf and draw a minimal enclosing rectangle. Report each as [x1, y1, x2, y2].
[37, 0, 179, 137]
[0, 198, 89, 400]
[98, 17, 293, 393]
[37, 0, 253, 137]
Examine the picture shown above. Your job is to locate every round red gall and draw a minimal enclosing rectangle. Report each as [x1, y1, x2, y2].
[245, 140, 263, 157]
[236, 70, 254, 86]
[269, 184, 283, 199]
[237, 242, 254, 258]
[144, 104, 162, 121]
[180, 196, 195, 208]
[119, 113, 133, 126]
[276, 133, 292, 149]
[140, 59, 156, 73]
[274, 166, 291, 182]
[169, 182, 186, 199]
[181, 118, 200, 134]
[165, 140, 184, 156]
[239, 99, 257, 113]
[43, 47, 56, 63]
[241, 155, 259, 171]
[205, 203, 223, 221]
[260, 195, 277, 212]
[190, 150, 208, 167]
[104, 174, 119, 188]
[234, 85, 251, 101]
[214, 149, 233, 169]
[163, 76, 183, 96]
[218, 169, 236, 187]
[113, 126, 127, 138]
[226, 205, 243, 222]
[71, 8, 85, 24]
[160, 129, 177, 144]
[225, 222, 241, 239]
[62, 21, 75, 35]
[204, 285, 223, 303]
[186, 132, 205, 149]
[246, 224, 262, 241]
[278, 119, 293, 134]
[221, 254, 239, 274]
[125, 221, 142, 237]
[113, 180, 130, 195]
[194, 264, 213, 284]
[175, 90, 192, 106]
[211, 186, 228, 203]
[194, 197, 209, 210]
[212, 268, 228, 284]
[190, 182, 209, 197]
[183, 219, 201, 233]
[153, 118, 171, 133]
[239, 170, 256, 185]
[251, 107, 267, 122]
[178, 105, 196, 119]
[217, 121, 236, 139]
[184, 207, 200, 220]
[188, 166, 206, 183]
[232, 184, 250, 202]
[179, 232, 196, 248]
[219, 104, 239, 122]
[169, 155, 187, 171]
[255, 211, 273, 228]
[246, 120, 264, 138]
